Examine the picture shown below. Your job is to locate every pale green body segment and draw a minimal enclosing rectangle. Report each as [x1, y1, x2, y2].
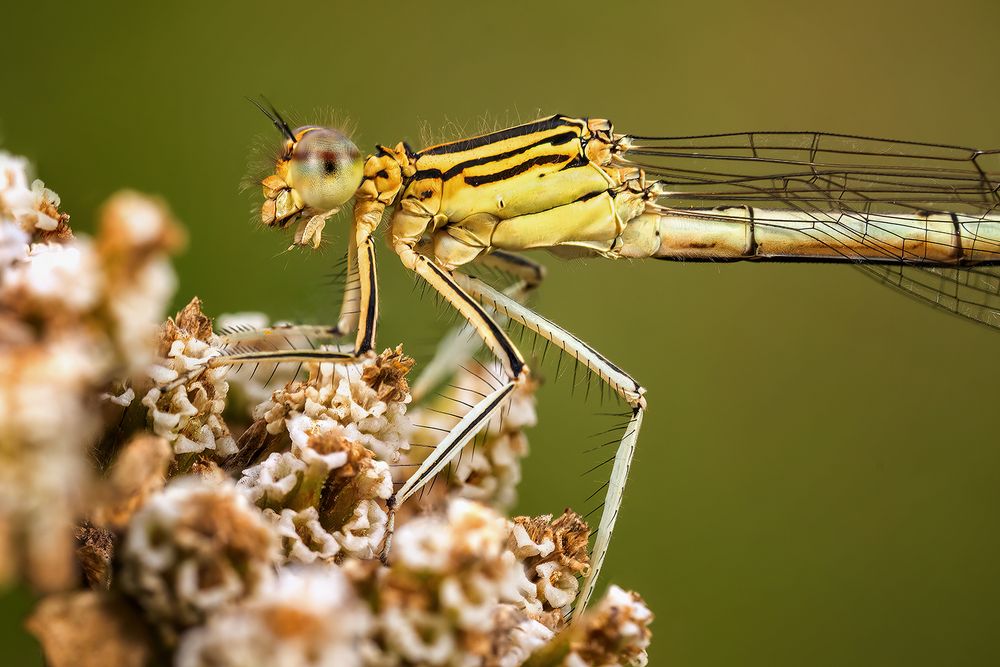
[653, 208, 1000, 262]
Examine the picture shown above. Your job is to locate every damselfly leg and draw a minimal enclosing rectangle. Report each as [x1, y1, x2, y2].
[408, 250, 545, 403]
[454, 273, 645, 612]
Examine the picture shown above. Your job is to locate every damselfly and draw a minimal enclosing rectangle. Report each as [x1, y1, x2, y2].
[216, 103, 1000, 614]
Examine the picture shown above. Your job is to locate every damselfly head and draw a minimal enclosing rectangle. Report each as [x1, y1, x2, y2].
[284, 125, 364, 213]
[250, 98, 363, 245]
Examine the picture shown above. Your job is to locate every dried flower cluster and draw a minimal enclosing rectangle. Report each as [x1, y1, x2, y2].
[1, 152, 652, 666]
[240, 411, 394, 563]
[0, 152, 183, 590]
[142, 298, 237, 461]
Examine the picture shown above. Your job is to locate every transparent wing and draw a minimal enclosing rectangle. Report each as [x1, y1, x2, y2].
[858, 263, 1000, 330]
[622, 131, 1000, 329]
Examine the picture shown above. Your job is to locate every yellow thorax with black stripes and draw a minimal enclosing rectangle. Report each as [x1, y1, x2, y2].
[402, 115, 620, 225]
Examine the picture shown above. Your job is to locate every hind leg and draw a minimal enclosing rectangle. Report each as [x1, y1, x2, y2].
[454, 272, 645, 616]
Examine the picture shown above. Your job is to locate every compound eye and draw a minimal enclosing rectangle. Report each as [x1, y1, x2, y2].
[287, 127, 364, 211]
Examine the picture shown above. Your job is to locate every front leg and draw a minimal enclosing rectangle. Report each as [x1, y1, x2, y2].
[352, 222, 379, 355]
[215, 240, 359, 350]
[209, 146, 413, 373]
[208, 219, 380, 373]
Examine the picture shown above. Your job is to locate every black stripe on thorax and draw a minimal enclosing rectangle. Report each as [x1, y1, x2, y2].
[464, 154, 570, 187]
[414, 130, 578, 182]
[573, 188, 607, 204]
[419, 115, 577, 156]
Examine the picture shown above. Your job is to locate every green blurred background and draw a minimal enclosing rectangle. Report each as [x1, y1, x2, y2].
[4, 1, 1000, 664]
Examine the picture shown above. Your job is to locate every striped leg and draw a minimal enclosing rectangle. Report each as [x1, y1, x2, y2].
[217, 323, 343, 347]
[409, 250, 546, 403]
[216, 232, 364, 350]
[207, 223, 379, 371]
[454, 272, 646, 615]
[381, 243, 528, 557]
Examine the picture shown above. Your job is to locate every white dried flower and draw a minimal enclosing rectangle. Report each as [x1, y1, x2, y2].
[175, 566, 371, 667]
[109, 257, 175, 368]
[97, 191, 183, 373]
[254, 347, 413, 463]
[142, 298, 236, 460]
[561, 586, 654, 667]
[373, 499, 533, 665]
[487, 606, 555, 667]
[0, 152, 32, 210]
[0, 219, 29, 270]
[0, 153, 68, 238]
[0, 157, 183, 591]
[102, 386, 136, 407]
[0, 335, 108, 589]
[120, 476, 278, 638]
[1, 238, 102, 313]
[239, 415, 392, 562]
[0, 335, 109, 450]
[508, 511, 590, 620]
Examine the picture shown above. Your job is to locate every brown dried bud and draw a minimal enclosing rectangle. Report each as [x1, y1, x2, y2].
[159, 298, 214, 357]
[120, 477, 278, 640]
[75, 523, 115, 590]
[143, 298, 236, 462]
[512, 509, 590, 577]
[26, 591, 157, 667]
[525, 585, 653, 667]
[96, 191, 185, 270]
[92, 434, 172, 530]
[361, 345, 415, 404]
[509, 510, 590, 619]
[239, 417, 393, 563]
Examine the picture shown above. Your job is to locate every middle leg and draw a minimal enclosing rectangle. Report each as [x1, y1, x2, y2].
[409, 249, 547, 403]
[389, 242, 529, 507]
[190, 218, 382, 385]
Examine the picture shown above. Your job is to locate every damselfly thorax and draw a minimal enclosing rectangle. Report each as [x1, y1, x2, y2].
[226, 103, 1000, 615]
[393, 116, 652, 265]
